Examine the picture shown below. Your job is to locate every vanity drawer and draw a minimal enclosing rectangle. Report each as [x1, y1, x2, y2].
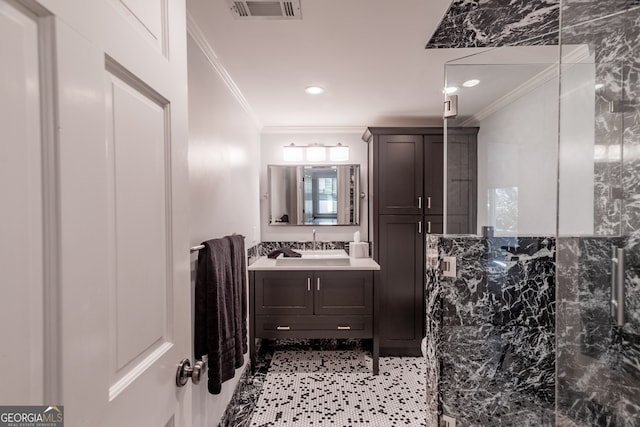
[255, 315, 372, 338]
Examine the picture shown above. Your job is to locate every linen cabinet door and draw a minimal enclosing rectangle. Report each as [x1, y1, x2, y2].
[377, 215, 424, 356]
[424, 134, 444, 215]
[377, 134, 424, 215]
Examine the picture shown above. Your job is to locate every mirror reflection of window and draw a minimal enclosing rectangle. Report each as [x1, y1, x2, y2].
[268, 164, 360, 226]
[308, 167, 338, 224]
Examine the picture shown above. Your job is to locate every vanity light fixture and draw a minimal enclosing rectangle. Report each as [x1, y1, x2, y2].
[329, 143, 349, 161]
[462, 79, 480, 88]
[306, 144, 326, 162]
[283, 143, 303, 162]
[282, 143, 350, 162]
[305, 85, 325, 95]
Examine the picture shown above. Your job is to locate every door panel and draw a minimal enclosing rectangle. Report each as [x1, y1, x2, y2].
[447, 134, 477, 233]
[377, 215, 424, 355]
[424, 135, 444, 215]
[0, 0, 44, 405]
[255, 271, 314, 315]
[34, 0, 190, 424]
[106, 67, 171, 384]
[314, 271, 372, 315]
[425, 215, 443, 234]
[378, 135, 424, 215]
[110, 0, 167, 54]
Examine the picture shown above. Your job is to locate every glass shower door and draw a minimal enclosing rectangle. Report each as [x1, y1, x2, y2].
[556, 3, 640, 424]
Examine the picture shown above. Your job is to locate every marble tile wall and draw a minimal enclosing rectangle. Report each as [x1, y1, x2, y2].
[426, 0, 559, 48]
[426, 235, 556, 426]
[249, 241, 370, 265]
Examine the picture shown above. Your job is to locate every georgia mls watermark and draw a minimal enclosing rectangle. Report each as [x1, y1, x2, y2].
[0, 406, 63, 427]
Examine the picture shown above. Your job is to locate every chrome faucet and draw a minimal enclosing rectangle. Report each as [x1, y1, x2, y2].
[312, 229, 317, 251]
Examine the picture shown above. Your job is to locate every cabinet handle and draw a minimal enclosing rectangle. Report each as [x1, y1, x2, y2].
[276, 326, 291, 331]
[337, 326, 351, 330]
[418, 196, 422, 209]
[307, 277, 311, 292]
[427, 221, 432, 234]
[418, 221, 422, 234]
[317, 277, 320, 291]
[427, 196, 432, 209]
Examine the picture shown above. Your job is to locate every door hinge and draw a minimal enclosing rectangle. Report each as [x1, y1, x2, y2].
[444, 95, 458, 118]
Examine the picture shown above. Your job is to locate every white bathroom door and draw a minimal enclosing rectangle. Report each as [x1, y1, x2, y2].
[0, 0, 45, 406]
[6, 0, 193, 425]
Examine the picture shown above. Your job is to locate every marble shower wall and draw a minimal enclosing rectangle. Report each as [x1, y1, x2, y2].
[426, 235, 556, 426]
[426, 0, 559, 48]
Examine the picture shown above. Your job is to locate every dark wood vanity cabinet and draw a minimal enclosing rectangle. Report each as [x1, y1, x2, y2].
[249, 269, 378, 373]
[367, 126, 477, 356]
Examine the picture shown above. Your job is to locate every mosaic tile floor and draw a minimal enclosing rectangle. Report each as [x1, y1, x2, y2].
[220, 340, 427, 427]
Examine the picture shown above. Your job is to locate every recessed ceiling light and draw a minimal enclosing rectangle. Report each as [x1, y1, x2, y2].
[463, 79, 480, 88]
[443, 86, 458, 94]
[305, 85, 324, 95]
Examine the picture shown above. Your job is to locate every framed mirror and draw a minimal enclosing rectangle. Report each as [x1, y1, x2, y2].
[268, 164, 360, 225]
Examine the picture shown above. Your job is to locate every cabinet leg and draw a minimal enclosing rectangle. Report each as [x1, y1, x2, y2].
[373, 337, 379, 375]
[249, 335, 256, 375]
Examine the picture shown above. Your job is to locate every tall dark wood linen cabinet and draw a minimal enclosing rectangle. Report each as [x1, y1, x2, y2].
[365, 127, 478, 356]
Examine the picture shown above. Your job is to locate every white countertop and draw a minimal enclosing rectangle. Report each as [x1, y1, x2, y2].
[248, 255, 380, 271]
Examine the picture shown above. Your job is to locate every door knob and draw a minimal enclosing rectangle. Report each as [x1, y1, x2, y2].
[176, 358, 206, 387]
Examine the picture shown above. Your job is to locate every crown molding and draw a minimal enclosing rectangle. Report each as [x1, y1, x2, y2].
[186, 11, 262, 129]
[261, 126, 367, 134]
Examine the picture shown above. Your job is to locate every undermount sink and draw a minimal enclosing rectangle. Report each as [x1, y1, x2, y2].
[275, 249, 350, 266]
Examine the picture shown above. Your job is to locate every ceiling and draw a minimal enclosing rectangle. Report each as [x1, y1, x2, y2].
[186, 0, 492, 130]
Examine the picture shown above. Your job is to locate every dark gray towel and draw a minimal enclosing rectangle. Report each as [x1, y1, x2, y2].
[267, 247, 301, 258]
[194, 238, 237, 395]
[227, 235, 248, 358]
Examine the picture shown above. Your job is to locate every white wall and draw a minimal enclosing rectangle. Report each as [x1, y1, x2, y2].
[260, 131, 369, 242]
[476, 75, 559, 236]
[187, 35, 261, 427]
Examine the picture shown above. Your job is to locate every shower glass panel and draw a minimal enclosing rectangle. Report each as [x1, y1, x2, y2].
[444, 46, 560, 236]
[556, 2, 640, 425]
[438, 46, 560, 425]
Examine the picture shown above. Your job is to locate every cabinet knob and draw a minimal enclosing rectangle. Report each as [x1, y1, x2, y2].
[337, 326, 351, 330]
[276, 326, 291, 331]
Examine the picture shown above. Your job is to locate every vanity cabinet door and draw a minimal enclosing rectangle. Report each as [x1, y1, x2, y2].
[254, 271, 313, 315]
[314, 271, 373, 316]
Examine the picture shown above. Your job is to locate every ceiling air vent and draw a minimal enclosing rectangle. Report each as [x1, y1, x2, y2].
[227, 0, 302, 20]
